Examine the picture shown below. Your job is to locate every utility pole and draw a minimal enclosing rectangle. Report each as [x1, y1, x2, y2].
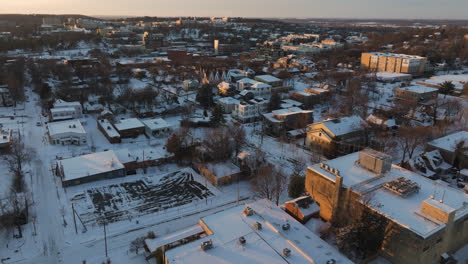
[72, 203, 77, 234]
[103, 220, 108, 258]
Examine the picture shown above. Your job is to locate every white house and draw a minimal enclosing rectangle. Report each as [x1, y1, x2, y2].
[51, 100, 83, 120]
[217, 97, 240, 114]
[47, 119, 87, 145]
[232, 97, 269, 122]
[142, 118, 172, 137]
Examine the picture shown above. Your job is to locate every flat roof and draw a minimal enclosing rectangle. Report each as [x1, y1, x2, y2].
[142, 118, 171, 131]
[319, 116, 364, 137]
[60, 150, 124, 182]
[255, 75, 281, 83]
[427, 131, 467, 153]
[114, 118, 145, 131]
[205, 162, 241, 178]
[98, 119, 120, 138]
[308, 152, 468, 238]
[396, 85, 438, 94]
[47, 119, 86, 136]
[365, 52, 426, 59]
[165, 199, 352, 264]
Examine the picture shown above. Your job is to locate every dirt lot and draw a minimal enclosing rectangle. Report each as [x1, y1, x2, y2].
[75, 169, 215, 224]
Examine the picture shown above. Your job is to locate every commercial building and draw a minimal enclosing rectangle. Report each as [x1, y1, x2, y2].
[195, 161, 242, 186]
[150, 199, 352, 264]
[361, 52, 428, 75]
[57, 150, 125, 187]
[395, 85, 438, 104]
[305, 149, 468, 264]
[97, 119, 121, 144]
[47, 119, 87, 145]
[142, 118, 172, 137]
[114, 118, 145, 138]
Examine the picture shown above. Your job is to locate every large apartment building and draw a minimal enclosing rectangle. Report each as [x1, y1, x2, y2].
[305, 149, 468, 264]
[361, 52, 428, 75]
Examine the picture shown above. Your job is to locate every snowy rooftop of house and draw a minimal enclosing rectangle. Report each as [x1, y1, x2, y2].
[145, 225, 205, 253]
[98, 119, 120, 138]
[0, 129, 11, 144]
[396, 85, 438, 94]
[115, 147, 170, 164]
[428, 74, 468, 84]
[250, 82, 271, 89]
[255, 75, 281, 83]
[218, 97, 240, 105]
[50, 107, 76, 113]
[427, 131, 467, 153]
[53, 99, 81, 108]
[47, 119, 86, 136]
[114, 118, 145, 131]
[165, 199, 352, 264]
[308, 152, 468, 238]
[142, 118, 171, 131]
[205, 162, 241, 178]
[238, 77, 258, 85]
[59, 150, 124, 181]
[319, 116, 364, 136]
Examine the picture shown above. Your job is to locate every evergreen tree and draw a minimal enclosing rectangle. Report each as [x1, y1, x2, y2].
[210, 104, 226, 125]
[288, 173, 305, 198]
[439, 81, 455, 95]
[196, 84, 214, 107]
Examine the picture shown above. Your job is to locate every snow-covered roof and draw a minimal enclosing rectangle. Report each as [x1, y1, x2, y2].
[98, 119, 120, 138]
[142, 118, 171, 131]
[255, 75, 281, 83]
[427, 131, 467, 153]
[308, 152, 468, 238]
[205, 162, 241, 178]
[53, 99, 81, 108]
[165, 199, 352, 264]
[145, 225, 205, 253]
[59, 150, 124, 182]
[218, 97, 240, 105]
[114, 147, 170, 164]
[50, 107, 76, 113]
[114, 118, 144, 131]
[47, 119, 86, 136]
[319, 116, 364, 137]
[397, 85, 438, 94]
[285, 196, 320, 217]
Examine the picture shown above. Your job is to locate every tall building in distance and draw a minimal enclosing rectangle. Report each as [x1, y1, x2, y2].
[361, 52, 428, 75]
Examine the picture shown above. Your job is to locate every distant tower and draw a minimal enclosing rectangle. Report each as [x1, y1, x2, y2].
[214, 40, 219, 55]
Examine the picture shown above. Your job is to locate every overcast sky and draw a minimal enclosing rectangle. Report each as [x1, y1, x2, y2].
[3, 0, 468, 20]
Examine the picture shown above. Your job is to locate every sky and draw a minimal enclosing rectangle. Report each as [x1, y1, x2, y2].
[2, 0, 468, 20]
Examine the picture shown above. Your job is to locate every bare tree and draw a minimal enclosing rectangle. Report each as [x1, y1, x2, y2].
[250, 164, 287, 205]
[397, 126, 431, 165]
[5, 138, 32, 193]
[228, 124, 246, 156]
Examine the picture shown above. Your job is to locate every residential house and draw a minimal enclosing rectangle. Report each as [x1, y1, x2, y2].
[114, 118, 145, 138]
[263, 107, 313, 136]
[142, 118, 172, 137]
[97, 119, 121, 144]
[426, 131, 467, 169]
[306, 116, 366, 158]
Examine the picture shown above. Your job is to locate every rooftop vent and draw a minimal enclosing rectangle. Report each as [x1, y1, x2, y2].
[384, 177, 420, 197]
[243, 206, 254, 216]
[282, 223, 290, 231]
[238, 236, 246, 245]
[283, 248, 291, 257]
[253, 221, 262, 230]
[358, 149, 392, 174]
[326, 259, 337, 264]
[200, 240, 213, 251]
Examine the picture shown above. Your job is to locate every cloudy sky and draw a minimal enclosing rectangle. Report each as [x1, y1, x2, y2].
[3, 0, 468, 19]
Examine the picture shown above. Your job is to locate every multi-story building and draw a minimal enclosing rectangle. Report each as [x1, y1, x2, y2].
[255, 41, 285, 61]
[306, 116, 366, 158]
[361, 52, 428, 75]
[263, 107, 313, 136]
[394, 85, 438, 104]
[305, 149, 468, 264]
[232, 98, 269, 123]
